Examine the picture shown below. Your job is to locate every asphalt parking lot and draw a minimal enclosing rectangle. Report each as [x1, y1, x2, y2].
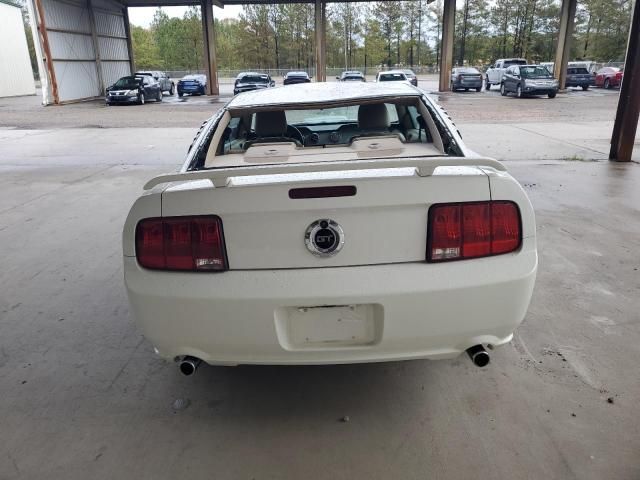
[1, 81, 639, 479]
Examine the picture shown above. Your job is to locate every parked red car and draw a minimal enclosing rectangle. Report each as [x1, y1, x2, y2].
[595, 67, 624, 89]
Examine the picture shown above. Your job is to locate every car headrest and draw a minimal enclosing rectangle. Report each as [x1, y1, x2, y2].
[254, 111, 287, 137]
[358, 103, 390, 130]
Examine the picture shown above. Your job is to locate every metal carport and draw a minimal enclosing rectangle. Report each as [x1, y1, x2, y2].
[27, 0, 134, 104]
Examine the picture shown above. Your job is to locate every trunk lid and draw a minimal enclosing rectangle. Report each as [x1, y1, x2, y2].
[160, 167, 491, 270]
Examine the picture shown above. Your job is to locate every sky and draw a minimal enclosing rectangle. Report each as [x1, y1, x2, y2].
[127, 5, 243, 27]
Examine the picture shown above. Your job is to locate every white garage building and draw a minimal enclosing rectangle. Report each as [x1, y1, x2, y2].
[0, 0, 37, 98]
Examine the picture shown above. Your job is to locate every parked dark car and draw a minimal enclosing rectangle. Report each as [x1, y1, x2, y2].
[234, 72, 275, 95]
[450, 67, 483, 91]
[500, 64, 558, 98]
[177, 74, 207, 97]
[402, 69, 418, 86]
[595, 67, 623, 89]
[105, 75, 162, 105]
[565, 67, 593, 90]
[336, 70, 366, 82]
[283, 71, 311, 85]
[136, 71, 175, 95]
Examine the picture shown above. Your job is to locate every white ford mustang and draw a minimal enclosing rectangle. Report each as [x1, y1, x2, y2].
[123, 82, 537, 375]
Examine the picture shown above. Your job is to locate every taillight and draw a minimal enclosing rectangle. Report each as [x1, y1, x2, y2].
[427, 201, 521, 262]
[135, 216, 227, 271]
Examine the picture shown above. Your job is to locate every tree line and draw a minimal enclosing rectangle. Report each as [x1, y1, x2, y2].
[131, 0, 632, 72]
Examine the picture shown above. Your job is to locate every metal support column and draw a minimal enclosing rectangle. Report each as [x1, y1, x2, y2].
[123, 7, 135, 74]
[201, 0, 219, 95]
[438, 0, 455, 92]
[314, 0, 326, 82]
[32, 0, 59, 104]
[87, 0, 104, 95]
[553, 0, 577, 90]
[610, 0, 640, 162]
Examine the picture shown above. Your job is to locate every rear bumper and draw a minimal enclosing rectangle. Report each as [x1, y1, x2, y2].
[178, 86, 203, 94]
[566, 80, 591, 87]
[453, 80, 482, 89]
[125, 238, 536, 365]
[522, 86, 558, 95]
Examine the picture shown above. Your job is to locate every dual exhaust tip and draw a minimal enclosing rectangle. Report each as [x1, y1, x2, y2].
[178, 346, 489, 376]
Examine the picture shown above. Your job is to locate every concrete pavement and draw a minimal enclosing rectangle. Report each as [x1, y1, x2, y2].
[1, 97, 639, 479]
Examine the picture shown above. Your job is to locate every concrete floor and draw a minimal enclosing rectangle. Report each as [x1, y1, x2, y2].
[1, 90, 639, 479]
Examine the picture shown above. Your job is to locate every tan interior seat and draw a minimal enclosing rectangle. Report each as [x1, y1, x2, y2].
[358, 103, 405, 141]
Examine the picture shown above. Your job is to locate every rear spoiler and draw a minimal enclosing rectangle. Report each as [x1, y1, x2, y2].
[143, 156, 506, 190]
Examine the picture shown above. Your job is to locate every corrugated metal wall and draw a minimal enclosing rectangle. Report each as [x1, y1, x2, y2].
[0, 2, 37, 97]
[35, 0, 131, 104]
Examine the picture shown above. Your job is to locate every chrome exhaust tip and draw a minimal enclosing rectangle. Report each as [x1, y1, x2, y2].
[466, 345, 490, 367]
[178, 356, 202, 376]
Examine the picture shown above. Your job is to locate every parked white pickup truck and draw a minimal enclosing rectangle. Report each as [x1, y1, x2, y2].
[485, 58, 527, 90]
[123, 82, 537, 375]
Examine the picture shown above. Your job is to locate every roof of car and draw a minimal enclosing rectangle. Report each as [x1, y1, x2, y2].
[238, 71, 267, 77]
[227, 82, 420, 109]
[286, 71, 309, 76]
[379, 70, 407, 75]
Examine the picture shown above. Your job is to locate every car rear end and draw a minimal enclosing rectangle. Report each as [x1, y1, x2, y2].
[403, 70, 418, 86]
[453, 70, 482, 90]
[178, 76, 205, 95]
[566, 68, 593, 89]
[614, 70, 624, 86]
[284, 73, 311, 85]
[123, 160, 537, 366]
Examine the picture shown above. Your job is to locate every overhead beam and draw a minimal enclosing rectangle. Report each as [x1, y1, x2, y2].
[314, 0, 326, 82]
[610, 0, 640, 162]
[438, 0, 454, 92]
[201, 0, 219, 95]
[553, 0, 577, 90]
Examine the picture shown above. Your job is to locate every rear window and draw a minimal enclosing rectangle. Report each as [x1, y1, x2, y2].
[217, 100, 435, 159]
[505, 60, 527, 66]
[240, 75, 269, 83]
[379, 73, 406, 81]
[568, 68, 589, 74]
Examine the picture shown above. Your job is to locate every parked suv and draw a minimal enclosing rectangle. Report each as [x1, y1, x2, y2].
[486, 58, 527, 90]
[500, 65, 558, 98]
[136, 71, 174, 96]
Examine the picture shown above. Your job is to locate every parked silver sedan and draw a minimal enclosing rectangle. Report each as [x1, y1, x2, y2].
[450, 67, 483, 92]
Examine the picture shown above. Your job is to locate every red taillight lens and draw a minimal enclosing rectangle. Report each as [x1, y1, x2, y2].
[427, 201, 521, 262]
[135, 216, 227, 271]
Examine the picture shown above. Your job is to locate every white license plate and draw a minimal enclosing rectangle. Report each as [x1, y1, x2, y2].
[278, 304, 382, 348]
